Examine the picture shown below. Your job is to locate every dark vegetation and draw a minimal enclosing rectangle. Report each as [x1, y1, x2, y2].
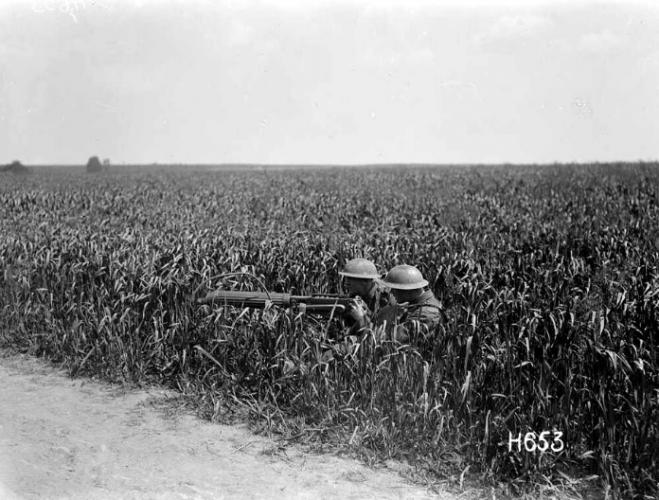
[0, 163, 657, 498]
[86, 156, 103, 172]
[1, 160, 30, 174]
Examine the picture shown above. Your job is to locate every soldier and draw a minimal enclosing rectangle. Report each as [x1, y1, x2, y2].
[375, 264, 444, 340]
[338, 258, 392, 335]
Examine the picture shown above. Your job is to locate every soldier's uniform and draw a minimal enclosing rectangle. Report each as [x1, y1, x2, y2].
[338, 258, 393, 336]
[345, 281, 393, 334]
[403, 289, 444, 324]
[351, 281, 392, 316]
[374, 265, 445, 341]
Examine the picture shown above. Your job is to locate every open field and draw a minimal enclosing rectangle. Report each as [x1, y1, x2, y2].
[1, 163, 658, 498]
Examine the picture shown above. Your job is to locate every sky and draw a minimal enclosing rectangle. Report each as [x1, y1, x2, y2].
[1, 0, 658, 165]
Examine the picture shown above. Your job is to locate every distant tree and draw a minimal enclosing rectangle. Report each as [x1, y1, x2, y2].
[86, 156, 102, 172]
[103, 158, 111, 167]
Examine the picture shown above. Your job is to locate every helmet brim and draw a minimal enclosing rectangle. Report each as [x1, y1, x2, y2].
[379, 279, 429, 290]
[339, 272, 380, 279]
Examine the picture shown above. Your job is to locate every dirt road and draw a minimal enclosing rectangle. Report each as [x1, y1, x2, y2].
[0, 351, 458, 500]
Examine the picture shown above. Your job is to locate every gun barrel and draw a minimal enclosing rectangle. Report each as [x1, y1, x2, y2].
[197, 290, 292, 307]
[197, 290, 352, 315]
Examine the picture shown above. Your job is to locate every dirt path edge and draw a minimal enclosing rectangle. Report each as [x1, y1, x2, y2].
[0, 350, 464, 500]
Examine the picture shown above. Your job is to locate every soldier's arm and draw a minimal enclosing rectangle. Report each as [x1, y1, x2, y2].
[344, 296, 372, 334]
[373, 304, 409, 341]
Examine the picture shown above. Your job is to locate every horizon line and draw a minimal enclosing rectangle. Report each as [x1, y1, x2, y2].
[9, 160, 659, 168]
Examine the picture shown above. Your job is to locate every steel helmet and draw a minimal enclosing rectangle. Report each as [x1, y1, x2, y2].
[381, 265, 429, 290]
[339, 258, 380, 279]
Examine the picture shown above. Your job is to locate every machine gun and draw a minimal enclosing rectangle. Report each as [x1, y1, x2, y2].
[197, 290, 356, 316]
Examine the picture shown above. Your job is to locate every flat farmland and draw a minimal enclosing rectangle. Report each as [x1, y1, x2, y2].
[1, 164, 657, 498]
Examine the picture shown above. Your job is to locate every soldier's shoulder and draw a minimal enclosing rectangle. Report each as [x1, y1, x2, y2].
[381, 291, 396, 305]
[417, 304, 443, 320]
[410, 292, 445, 322]
[374, 303, 405, 325]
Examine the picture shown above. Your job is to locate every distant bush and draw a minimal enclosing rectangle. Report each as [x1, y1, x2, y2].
[86, 156, 103, 172]
[0, 160, 29, 174]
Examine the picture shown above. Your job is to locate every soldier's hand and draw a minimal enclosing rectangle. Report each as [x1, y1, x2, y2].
[393, 325, 410, 343]
[347, 297, 369, 326]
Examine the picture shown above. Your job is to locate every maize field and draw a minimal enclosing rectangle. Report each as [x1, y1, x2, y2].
[1, 163, 657, 498]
